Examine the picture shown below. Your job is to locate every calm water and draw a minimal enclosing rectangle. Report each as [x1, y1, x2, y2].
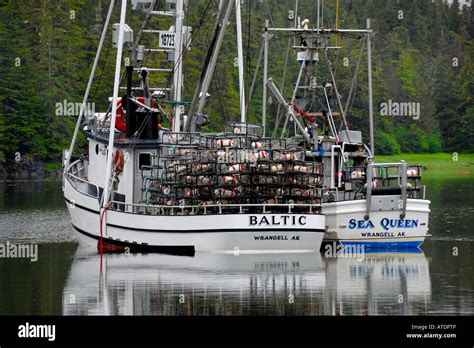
[0, 176, 473, 316]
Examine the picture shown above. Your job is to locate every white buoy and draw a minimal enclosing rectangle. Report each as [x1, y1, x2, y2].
[253, 151, 269, 161]
[291, 165, 309, 173]
[223, 175, 237, 184]
[281, 153, 297, 161]
[215, 188, 236, 197]
[271, 164, 285, 173]
[228, 163, 245, 173]
[193, 163, 210, 173]
[351, 170, 364, 179]
[219, 139, 234, 148]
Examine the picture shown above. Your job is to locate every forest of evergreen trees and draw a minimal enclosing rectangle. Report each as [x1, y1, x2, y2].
[0, 0, 473, 166]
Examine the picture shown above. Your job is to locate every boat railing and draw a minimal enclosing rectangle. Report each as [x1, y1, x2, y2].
[342, 161, 426, 201]
[366, 161, 409, 219]
[66, 159, 100, 199]
[110, 200, 321, 216]
[68, 158, 87, 177]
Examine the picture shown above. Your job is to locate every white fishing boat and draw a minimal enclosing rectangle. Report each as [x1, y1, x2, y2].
[255, 1, 430, 248]
[322, 161, 431, 248]
[62, 0, 326, 253]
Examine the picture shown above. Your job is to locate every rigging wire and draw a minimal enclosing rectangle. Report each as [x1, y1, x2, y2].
[91, 41, 112, 102]
[343, 35, 367, 120]
[202, 26, 230, 123]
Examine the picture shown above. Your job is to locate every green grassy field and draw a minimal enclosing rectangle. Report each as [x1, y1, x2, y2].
[374, 153, 474, 176]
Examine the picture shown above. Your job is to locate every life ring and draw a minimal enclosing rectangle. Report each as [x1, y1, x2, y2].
[113, 149, 125, 174]
[115, 97, 158, 132]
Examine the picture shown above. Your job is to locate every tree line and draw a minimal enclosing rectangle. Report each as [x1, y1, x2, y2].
[0, 0, 473, 166]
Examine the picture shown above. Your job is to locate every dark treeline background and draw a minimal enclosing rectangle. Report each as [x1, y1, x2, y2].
[0, 0, 473, 166]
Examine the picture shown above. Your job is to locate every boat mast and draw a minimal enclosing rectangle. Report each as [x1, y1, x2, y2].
[63, 0, 115, 174]
[235, 0, 246, 123]
[317, 0, 320, 29]
[367, 18, 375, 156]
[102, 0, 128, 210]
[262, 19, 269, 136]
[172, 0, 185, 132]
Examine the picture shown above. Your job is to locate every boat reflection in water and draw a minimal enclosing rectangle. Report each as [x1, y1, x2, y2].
[62, 246, 430, 315]
[324, 249, 431, 315]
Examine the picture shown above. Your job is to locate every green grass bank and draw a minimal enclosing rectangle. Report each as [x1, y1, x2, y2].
[374, 153, 474, 176]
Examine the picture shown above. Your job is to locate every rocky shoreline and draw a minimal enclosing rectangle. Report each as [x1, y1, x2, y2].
[0, 159, 63, 181]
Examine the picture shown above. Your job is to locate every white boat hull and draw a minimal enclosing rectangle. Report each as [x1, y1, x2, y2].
[64, 179, 325, 253]
[322, 198, 430, 248]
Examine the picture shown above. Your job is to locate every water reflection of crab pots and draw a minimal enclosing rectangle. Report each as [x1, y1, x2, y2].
[63, 251, 326, 316]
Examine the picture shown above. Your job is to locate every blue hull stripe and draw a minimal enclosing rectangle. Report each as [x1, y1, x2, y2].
[340, 240, 423, 249]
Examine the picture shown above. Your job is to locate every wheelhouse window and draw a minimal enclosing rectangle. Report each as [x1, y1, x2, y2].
[138, 153, 152, 170]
